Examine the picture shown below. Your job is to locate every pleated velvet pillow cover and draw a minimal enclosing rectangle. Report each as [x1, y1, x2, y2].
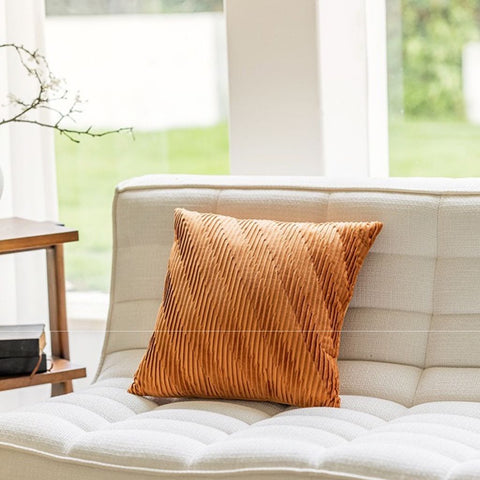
[129, 209, 382, 407]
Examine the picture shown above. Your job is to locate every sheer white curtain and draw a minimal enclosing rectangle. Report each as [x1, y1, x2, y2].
[0, 0, 58, 410]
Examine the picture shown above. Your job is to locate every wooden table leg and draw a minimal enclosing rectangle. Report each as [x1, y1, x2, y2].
[46, 245, 73, 396]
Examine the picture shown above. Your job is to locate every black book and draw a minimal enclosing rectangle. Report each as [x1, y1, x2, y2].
[0, 324, 46, 358]
[0, 353, 47, 376]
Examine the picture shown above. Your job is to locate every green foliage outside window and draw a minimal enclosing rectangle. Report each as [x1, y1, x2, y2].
[399, 0, 480, 119]
[46, 0, 223, 15]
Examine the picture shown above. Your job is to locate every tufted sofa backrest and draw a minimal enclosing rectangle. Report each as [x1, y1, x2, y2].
[97, 175, 480, 407]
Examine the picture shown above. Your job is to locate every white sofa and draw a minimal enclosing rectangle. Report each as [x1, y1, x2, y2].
[2, 174, 480, 480]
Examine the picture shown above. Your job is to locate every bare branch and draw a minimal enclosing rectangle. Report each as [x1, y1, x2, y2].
[0, 43, 133, 142]
[5, 117, 133, 142]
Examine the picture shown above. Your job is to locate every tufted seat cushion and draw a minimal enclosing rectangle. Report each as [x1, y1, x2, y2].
[1, 349, 480, 480]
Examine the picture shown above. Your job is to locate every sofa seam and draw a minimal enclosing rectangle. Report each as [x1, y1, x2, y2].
[413, 194, 442, 406]
[116, 176, 480, 197]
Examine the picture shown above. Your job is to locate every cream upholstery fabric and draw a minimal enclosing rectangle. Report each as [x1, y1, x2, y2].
[1, 350, 480, 480]
[3, 175, 480, 480]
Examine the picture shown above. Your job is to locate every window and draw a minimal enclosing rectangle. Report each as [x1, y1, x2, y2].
[387, 0, 480, 177]
[45, 0, 229, 299]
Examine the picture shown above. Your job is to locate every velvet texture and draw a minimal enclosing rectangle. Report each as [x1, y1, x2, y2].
[129, 209, 382, 407]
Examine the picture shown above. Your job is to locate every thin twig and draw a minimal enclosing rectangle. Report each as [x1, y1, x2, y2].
[0, 43, 133, 142]
[8, 118, 133, 143]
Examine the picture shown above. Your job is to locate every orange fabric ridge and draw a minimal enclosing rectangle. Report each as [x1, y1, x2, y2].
[129, 209, 382, 407]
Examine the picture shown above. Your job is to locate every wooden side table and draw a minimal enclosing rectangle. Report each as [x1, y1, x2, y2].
[0, 217, 87, 396]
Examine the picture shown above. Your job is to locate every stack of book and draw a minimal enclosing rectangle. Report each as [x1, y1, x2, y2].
[0, 324, 47, 376]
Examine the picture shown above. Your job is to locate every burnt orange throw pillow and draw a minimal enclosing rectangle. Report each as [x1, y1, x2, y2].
[129, 209, 382, 407]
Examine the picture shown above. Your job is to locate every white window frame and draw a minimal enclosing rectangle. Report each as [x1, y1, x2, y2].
[225, 0, 389, 177]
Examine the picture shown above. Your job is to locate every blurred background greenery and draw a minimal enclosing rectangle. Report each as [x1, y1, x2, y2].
[56, 125, 229, 291]
[398, 0, 480, 118]
[388, 0, 480, 176]
[46, 0, 223, 14]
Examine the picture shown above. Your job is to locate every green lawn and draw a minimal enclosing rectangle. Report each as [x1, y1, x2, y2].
[56, 123, 229, 291]
[389, 119, 480, 177]
[57, 119, 480, 291]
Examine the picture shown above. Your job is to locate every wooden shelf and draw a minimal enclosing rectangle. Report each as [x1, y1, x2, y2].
[0, 217, 78, 254]
[0, 358, 86, 392]
[0, 216, 85, 396]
